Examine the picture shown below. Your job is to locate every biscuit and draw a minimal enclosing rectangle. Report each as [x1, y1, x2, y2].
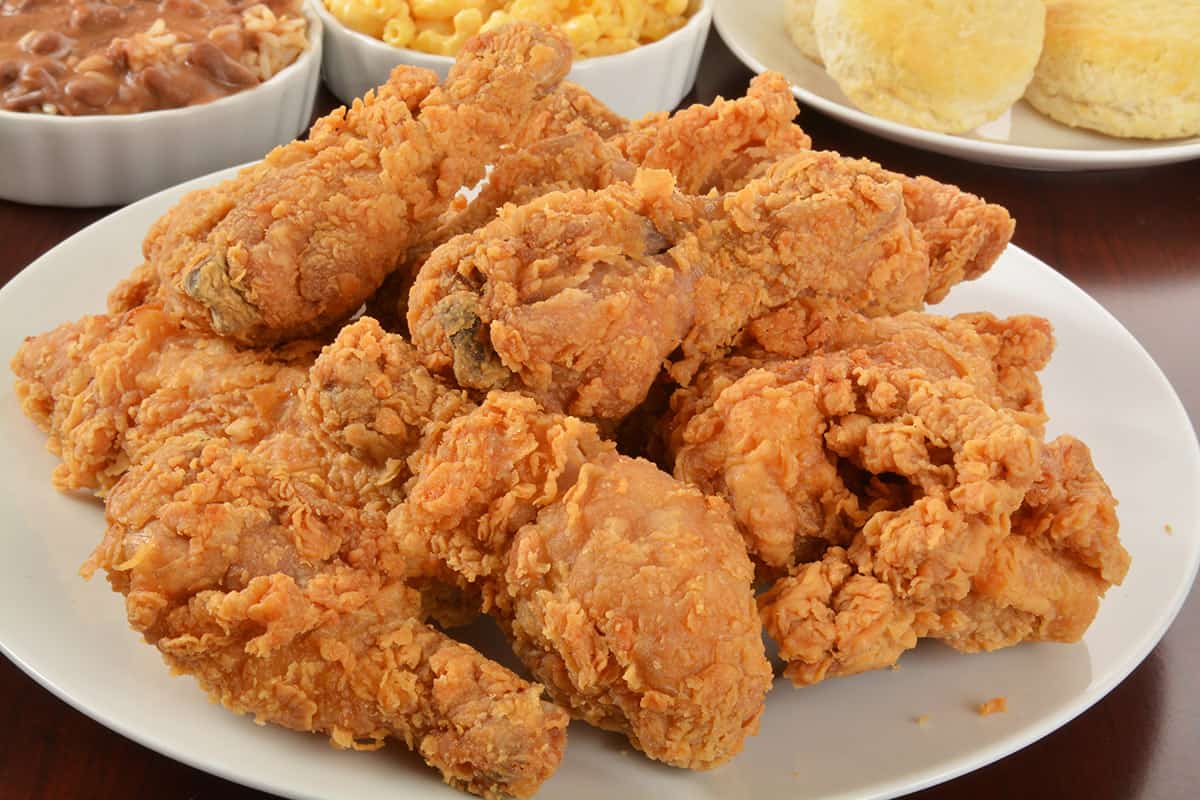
[784, 0, 822, 65]
[1025, 0, 1200, 140]
[814, 0, 1045, 134]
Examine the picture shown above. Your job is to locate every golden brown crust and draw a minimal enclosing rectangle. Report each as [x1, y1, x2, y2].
[393, 393, 772, 769]
[665, 309, 1126, 685]
[131, 23, 574, 345]
[16, 312, 567, 797]
[409, 150, 1012, 421]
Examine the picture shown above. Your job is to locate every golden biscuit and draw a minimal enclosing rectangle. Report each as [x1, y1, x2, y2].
[1025, 0, 1200, 140]
[815, 0, 1045, 133]
[784, 0, 822, 64]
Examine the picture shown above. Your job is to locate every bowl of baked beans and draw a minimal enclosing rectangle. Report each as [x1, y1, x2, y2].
[312, 0, 711, 119]
[0, 0, 322, 206]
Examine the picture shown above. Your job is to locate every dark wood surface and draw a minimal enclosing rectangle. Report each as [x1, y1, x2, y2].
[1, 30, 1197, 800]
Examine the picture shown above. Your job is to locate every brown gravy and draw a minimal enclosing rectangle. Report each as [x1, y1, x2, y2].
[0, 0, 305, 115]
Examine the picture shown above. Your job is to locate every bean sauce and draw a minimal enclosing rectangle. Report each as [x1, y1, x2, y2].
[0, 0, 305, 115]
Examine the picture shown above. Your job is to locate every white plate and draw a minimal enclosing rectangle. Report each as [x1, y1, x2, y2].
[712, 0, 1200, 171]
[0, 166, 1198, 800]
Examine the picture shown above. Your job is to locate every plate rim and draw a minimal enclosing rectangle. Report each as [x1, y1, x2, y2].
[711, 0, 1200, 171]
[1, 163, 1198, 800]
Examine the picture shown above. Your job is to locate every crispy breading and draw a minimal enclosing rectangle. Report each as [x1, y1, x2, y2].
[392, 393, 773, 769]
[409, 151, 1012, 420]
[614, 72, 811, 194]
[15, 313, 567, 798]
[663, 309, 1126, 685]
[112, 24, 573, 345]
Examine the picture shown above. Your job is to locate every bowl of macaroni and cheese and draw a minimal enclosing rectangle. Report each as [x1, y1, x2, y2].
[0, 0, 322, 206]
[314, 0, 711, 118]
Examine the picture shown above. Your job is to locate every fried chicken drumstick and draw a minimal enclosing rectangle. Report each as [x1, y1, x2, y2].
[410, 152, 1013, 420]
[111, 23, 573, 346]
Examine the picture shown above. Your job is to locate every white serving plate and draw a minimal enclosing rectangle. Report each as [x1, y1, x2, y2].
[712, 0, 1200, 171]
[0, 165, 1196, 799]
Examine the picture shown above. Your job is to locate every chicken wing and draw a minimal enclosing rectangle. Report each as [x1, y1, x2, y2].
[759, 435, 1127, 685]
[462, 71, 810, 224]
[613, 71, 810, 194]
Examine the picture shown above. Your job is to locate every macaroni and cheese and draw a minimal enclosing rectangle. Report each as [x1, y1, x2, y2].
[324, 0, 691, 57]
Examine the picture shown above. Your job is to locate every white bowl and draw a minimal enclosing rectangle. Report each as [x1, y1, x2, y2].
[315, 0, 711, 119]
[0, 6, 323, 208]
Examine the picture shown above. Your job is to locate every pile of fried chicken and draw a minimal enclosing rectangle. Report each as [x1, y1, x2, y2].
[11, 23, 1129, 800]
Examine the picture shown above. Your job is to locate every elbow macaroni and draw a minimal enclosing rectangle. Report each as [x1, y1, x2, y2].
[324, 0, 691, 57]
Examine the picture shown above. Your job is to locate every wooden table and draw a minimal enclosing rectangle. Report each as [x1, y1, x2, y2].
[1, 31, 1197, 800]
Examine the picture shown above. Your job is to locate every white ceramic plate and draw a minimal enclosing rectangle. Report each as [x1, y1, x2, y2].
[712, 0, 1200, 171]
[0, 166, 1198, 800]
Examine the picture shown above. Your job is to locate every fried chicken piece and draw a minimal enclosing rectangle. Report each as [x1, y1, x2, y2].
[456, 71, 809, 229]
[737, 302, 1054, 427]
[666, 309, 1055, 570]
[409, 170, 701, 420]
[376, 71, 808, 324]
[943, 435, 1129, 650]
[96, 429, 565, 798]
[760, 436, 1128, 685]
[391, 392, 773, 769]
[613, 72, 811, 194]
[15, 314, 568, 797]
[12, 306, 321, 493]
[732, 143, 1014, 304]
[366, 124, 633, 332]
[156, 572, 565, 799]
[659, 310, 1126, 685]
[112, 23, 573, 345]
[409, 151, 1012, 420]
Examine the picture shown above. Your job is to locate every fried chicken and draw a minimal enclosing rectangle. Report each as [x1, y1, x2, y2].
[391, 392, 773, 770]
[12, 306, 322, 493]
[451, 71, 811, 235]
[371, 71, 810, 327]
[612, 71, 811, 194]
[9, 34, 1126, 794]
[664, 307, 1054, 566]
[759, 435, 1127, 685]
[736, 302, 1053, 428]
[660, 307, 1128, 684]
[110, 23, 573, 346]
[409, 151, 1013, 420]
[13, 313, 569, 798]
